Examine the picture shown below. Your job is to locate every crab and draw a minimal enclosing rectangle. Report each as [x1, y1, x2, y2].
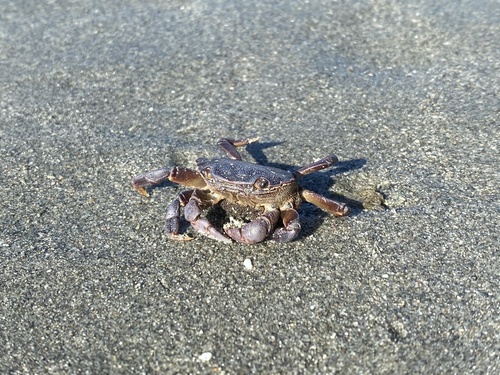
[131, 138, 350, 244]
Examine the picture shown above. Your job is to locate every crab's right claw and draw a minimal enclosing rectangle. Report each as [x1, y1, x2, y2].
[271, 208, 301, 243]
[183, 191, 233, 244]
[225, 209, 280, 244]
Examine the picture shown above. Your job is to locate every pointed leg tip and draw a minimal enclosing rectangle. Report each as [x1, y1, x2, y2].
[330, 204, 350, 217]
[132, 184, 150, 197]
[248, 137, 260, 144]
[169, 233, 194, 241]
[339, 205, 351, 216]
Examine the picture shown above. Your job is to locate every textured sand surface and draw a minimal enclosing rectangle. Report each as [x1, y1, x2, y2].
[1, 0, 498, 373]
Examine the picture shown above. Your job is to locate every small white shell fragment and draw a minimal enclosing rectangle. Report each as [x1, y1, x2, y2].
[243, 258, 253, 270]
[199, 352, 212, 362]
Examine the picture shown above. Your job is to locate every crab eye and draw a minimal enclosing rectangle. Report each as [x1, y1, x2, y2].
[254, 177, 270, 190]
[203, 168, 213, 180]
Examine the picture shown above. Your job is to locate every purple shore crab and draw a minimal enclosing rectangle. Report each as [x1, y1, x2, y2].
[131, 138, 350, 244]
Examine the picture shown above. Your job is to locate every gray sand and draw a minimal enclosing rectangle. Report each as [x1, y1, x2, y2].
[1, 0, 498, 373]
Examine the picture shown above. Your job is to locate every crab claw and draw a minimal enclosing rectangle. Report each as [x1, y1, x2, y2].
[225, 209, 279, 244]
[184, 191, 232, 244]
[271, 208, 301, 243]
[225, 218, 270, 244]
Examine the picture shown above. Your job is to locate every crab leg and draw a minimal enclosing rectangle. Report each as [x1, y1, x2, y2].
[184, 190, 232, 243]
[301, 189, 350, 216]
[165, 190, 195, 241]
[271, 208, 301, 243]
[293, 154, 339, 179]
[225, 208, 280, 244]
[217, 137, 259, 160]
[131, 167, 206, 196]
